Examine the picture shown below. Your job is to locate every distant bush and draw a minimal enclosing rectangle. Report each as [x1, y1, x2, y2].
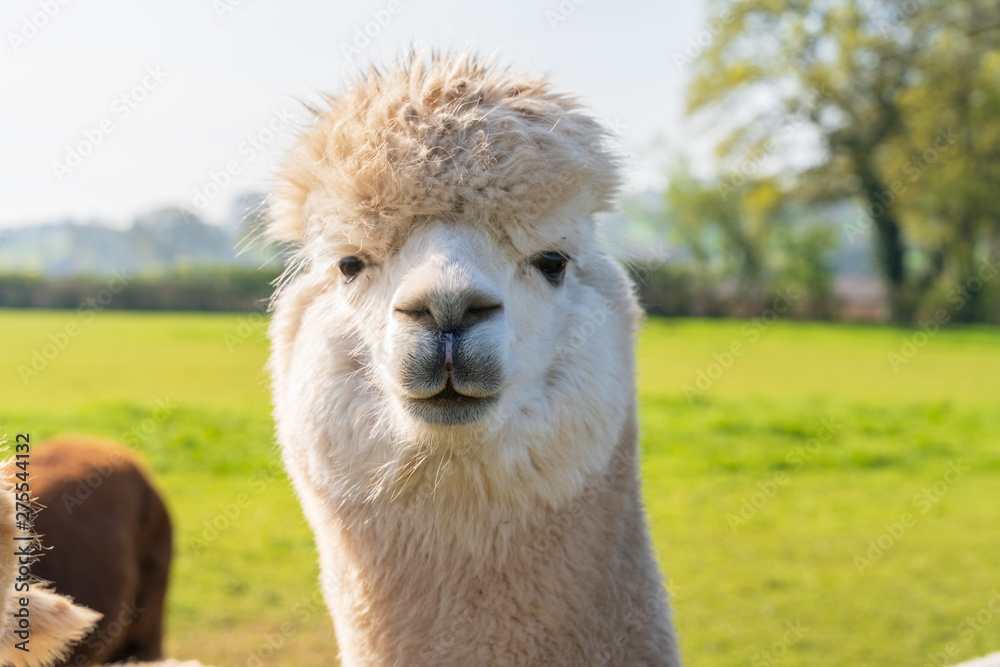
[630, 263, 840, 320]
[0, 266, 280, 311]
[630, 264, 722, 318]
[0, 263, 858, 318]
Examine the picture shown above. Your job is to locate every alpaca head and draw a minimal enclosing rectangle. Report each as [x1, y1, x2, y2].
[269, 53, 643, 511]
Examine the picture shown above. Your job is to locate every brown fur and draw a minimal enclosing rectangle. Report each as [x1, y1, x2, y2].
[29, 438, 172, 666]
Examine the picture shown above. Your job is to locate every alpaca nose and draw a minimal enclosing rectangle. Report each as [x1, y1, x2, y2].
[393, 288, 504, 334]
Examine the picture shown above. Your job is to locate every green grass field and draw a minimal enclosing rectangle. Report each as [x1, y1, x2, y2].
[1, 310, 999, 666]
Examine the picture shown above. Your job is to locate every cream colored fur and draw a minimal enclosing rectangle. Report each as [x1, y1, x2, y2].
[121, 662, 207, 666]
[268, 52, 681, 665]
[952, 656, 1000, 667]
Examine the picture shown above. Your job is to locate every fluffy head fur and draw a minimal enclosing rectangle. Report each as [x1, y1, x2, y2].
[270, 51, 640, 508]
[269, 52, 679, 665]
[270, 52, 620, 256]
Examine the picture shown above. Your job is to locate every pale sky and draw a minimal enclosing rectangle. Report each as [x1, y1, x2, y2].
[0, 0, 708, 228]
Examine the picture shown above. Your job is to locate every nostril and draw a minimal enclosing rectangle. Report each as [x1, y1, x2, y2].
[393, 307, 435, 327]
[460, 303, 503, 328]
[465, 303, 502, 315]
[394, 307, 432, 317]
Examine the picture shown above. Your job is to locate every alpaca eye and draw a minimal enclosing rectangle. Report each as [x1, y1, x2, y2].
[338, 256, 364, 282]
[532, 251, 569, 285]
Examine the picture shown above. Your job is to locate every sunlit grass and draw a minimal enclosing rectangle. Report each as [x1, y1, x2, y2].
[1, 310, 998, 666]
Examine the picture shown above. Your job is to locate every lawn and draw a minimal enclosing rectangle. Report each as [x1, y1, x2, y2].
[1, 310, 998, 666]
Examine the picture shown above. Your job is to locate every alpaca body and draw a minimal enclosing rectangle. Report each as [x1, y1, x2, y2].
[284, 401, 677, 666]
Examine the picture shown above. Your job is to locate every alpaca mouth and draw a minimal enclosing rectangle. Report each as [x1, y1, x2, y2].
[404, 382, 498, 426]
[427, 383, 469, 402]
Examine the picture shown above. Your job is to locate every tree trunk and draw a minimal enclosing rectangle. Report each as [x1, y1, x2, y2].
[950, 230, 984, 324]
[857, 166, 913, 323]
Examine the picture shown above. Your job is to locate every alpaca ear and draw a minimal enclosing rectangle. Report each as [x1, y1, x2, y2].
[268, 134, 324, 245]
[0, 587, 101, 667]
[266, 181, 308, 243]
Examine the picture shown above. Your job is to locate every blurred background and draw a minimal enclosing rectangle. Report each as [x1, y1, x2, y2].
[1, 0, 998, 665]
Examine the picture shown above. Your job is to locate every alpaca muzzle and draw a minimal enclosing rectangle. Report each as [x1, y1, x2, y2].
[443, 332, 454, 372]
[390, 299, 507, 425]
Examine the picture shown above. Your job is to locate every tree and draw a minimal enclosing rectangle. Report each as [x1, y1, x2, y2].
[665, 161, 768, 300]
[664, 162, 837, 316]
[686, 0, 1000, 322]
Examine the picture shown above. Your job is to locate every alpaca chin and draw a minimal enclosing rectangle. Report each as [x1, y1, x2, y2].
[401, 388, 500, 426]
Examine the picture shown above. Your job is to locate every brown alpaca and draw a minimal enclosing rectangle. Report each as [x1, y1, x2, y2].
[29, 438, 172, 665]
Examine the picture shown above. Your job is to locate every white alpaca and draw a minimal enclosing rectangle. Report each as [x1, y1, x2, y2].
[267, 52, 681, 665]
